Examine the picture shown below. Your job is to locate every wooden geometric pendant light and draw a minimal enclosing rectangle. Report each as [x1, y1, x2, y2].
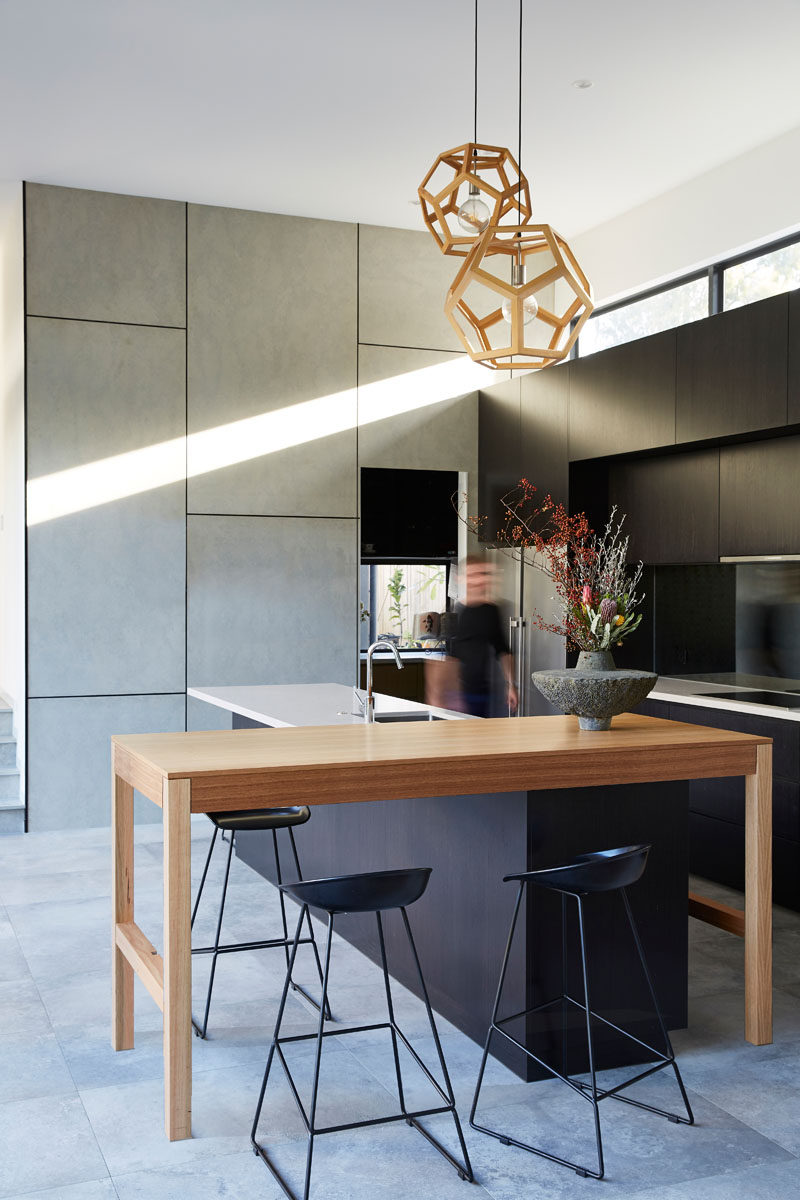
[418, 142, 532, 257]
[444, 222, 594, 370]
[420, 0, 594, 369]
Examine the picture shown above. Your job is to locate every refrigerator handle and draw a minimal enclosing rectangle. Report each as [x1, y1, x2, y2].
[509, 617, 525, 716]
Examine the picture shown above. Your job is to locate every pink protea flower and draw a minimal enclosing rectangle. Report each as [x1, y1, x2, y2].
[581, 585, 592, 606]
[600, 597, 618, 624]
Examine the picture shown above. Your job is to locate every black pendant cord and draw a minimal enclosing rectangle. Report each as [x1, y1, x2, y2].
[473, 0, 478, 145]
[517, 0, 523, 217]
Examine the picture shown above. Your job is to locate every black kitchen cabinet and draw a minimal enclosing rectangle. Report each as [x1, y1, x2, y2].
[520, 363, 569, 503]
[568, 329, 676, 461]
[661, 700, 800, 909]
[477, 377, 521, 540]
[719, 435, 800, 556]
[607, 448, 720, 563]
[789, 289, 800, 425]
[676, 293, 788, 442]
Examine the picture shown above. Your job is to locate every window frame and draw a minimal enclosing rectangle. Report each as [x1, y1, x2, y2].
[574, 227, 800, 359]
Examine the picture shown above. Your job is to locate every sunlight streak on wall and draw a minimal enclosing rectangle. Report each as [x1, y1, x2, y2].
[27, 356, 488, 525]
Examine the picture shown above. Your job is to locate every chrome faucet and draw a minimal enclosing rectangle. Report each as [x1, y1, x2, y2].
[364, 638, 404, 723]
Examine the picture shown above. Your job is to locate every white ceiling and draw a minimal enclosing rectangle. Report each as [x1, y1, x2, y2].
[2, 0, 800, 237]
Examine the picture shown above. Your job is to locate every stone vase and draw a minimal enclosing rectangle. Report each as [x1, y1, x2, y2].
[531, 648, 656, 732]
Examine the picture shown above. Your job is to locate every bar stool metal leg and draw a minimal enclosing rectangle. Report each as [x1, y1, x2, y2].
[252, 887, 472, 1200]
[617, 888, 694, 1125]
[399, 906, 474, 1183]
[288, 827, 332, 1020]
[192, 829, 235, 1039]
[251, 907, 334, 1200]
[191, 826, 218, 930]
[469, 881, 524, 1136]
[191, 825, 331, 1039]
[575, 894, 604, 1179]
[376, 911, 408, 1121]
[471, 872, 694, 1181]
[276, 828, 331, 1021]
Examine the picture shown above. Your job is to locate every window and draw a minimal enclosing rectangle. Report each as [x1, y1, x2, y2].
[361, 563, 448, 648]
[579, 277, 708, 357]
[723, 242, 800, 310]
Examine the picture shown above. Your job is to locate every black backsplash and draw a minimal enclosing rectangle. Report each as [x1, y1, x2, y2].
[653, 565, 736, 675]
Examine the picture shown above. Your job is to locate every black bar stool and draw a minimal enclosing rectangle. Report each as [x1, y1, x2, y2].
[251, 867, 473, 1200]
[470, 844, 694, 1180]
[190, 807, 330, 1039]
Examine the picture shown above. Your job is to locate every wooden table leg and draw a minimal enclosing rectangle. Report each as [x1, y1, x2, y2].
[163, 777, 192, 1140]
[745, 742, 772, 1045]
[112, 770, 134, 1050]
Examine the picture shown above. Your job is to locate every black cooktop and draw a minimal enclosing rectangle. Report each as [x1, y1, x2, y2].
[703, 690, 800, 709]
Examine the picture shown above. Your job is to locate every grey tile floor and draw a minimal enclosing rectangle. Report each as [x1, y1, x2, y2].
[1, 817, 799, 1199]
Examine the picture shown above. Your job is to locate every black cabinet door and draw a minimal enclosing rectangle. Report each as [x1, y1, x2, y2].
[676, 293, 788, 442]
[568, 329, 676, 461]
[789, 289, 800, 425]
[477, 377, 521, 541]
[607, 448, 720, 563]
[520, 362, 569, 504]
[719, 435, 800, 556]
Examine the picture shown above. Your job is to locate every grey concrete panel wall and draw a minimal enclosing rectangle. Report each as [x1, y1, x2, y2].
[25, 184, 185, 327]
[27, 694, 185, 830]
[27, 319, 186, 696]
[358, 225, 463, 353]
[187, 515, 357, 687]
[357, 345, 478, 478]
[187, 205, 357, 518]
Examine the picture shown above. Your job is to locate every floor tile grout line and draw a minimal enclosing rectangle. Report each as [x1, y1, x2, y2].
[2, 895, 119, 1191]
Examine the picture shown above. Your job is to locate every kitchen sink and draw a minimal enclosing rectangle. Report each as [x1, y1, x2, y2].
[373, 712, 444, 723]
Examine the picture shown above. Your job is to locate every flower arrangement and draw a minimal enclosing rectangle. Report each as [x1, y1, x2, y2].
[463, 479, 644, 654]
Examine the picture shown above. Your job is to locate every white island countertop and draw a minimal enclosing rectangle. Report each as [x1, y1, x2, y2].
[187, 683, 474, 728]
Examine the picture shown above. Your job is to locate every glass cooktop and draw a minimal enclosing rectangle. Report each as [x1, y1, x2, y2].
[703, 690, 800, 709]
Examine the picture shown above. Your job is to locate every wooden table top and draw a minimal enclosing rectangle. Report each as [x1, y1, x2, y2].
[112, 713, 770, 812]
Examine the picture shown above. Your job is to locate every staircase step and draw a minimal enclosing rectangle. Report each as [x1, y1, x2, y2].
[0, 737, 16, 768]
[0, 768, 19, 800]
[0, 800, 24, 835]
[0, 709, 13, 736]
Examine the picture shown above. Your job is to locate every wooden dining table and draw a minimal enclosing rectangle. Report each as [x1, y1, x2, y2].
[110, 712, 773, 1142]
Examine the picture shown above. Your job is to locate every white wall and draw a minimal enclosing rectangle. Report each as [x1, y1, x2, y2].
[571, 124, 800, 307]
[0, 180, 25, 789]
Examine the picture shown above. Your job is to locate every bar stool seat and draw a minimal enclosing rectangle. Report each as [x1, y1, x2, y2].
[190, 805, 329, 1039]
[470, 844, 694, 1180]
[209, 806, 311, 833]
[282, 867, 431, 914]
[251, 867, 473, 1200]
[504, 844, 652, 894]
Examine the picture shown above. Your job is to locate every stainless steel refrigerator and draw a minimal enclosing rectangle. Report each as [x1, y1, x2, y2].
[489, 546, 566, 717]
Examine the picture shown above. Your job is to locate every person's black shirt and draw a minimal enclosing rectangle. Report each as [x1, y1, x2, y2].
[450, 602, 510, 699]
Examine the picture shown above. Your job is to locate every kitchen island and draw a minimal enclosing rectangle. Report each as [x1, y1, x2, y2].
[111, 704, 772, 1141]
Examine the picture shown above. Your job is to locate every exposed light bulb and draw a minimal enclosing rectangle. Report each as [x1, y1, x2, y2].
[502, 293, 539, 325]
[502, 255, 538, 324]
[457, 182, 490, 234]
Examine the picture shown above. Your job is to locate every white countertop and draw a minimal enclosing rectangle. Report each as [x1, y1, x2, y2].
[650, 676, 800, 723]
[187, 683, 474, 728]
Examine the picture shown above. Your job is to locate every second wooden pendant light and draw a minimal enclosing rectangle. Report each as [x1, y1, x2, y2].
[418, 0, 594, 371]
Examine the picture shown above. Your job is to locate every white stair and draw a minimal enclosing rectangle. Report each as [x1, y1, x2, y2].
[0, 703, 23, 835]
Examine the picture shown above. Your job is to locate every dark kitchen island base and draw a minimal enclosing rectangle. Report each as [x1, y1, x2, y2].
[234, 719, 688, 1081]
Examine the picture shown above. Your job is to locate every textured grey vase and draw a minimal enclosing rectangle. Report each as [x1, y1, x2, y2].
[532, 652, 657, 731]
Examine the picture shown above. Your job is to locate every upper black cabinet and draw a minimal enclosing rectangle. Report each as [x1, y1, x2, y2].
[719, 435, 800, 556]
[608, 448, 720, 564]
[789, 290, 800, 425]
[568, 329, 676, 461]
[676, 293, 788, 442]
[477, 377, 521, 540]
[520, 364, 569, 504]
